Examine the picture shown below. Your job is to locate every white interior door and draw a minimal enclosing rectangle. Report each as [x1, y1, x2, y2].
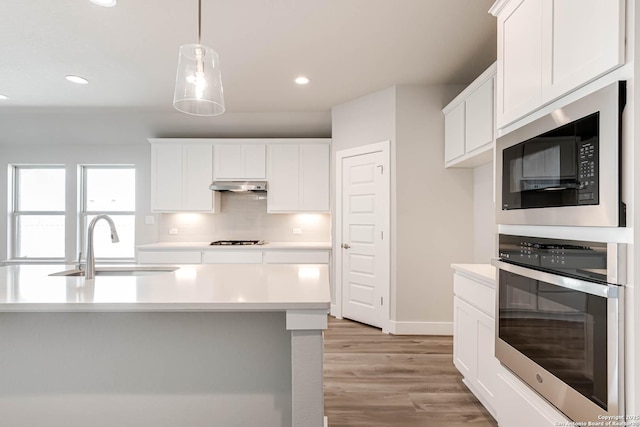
[340, 150, 389, 328]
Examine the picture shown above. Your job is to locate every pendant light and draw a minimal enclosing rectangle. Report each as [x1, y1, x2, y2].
[173, 0, 225, 116]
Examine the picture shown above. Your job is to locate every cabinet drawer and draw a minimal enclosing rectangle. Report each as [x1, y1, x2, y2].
[202, 251, 263, 264]
[137, 251, 202, 264]
[454, 273, 494, 317]
[263, 251, 329, 264]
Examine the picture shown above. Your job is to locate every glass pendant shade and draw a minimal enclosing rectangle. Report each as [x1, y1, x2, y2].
[173, 44, 225, 116]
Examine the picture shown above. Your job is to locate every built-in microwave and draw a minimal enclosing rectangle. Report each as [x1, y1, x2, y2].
[496, 81, 626, 227]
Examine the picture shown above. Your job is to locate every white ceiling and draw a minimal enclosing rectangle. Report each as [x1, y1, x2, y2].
[0, 0, 496, 143]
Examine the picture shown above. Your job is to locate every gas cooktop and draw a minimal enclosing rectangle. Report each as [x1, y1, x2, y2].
[210, 240, 267, 246]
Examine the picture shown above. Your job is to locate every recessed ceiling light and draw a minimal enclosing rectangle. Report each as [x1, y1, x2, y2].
[89, 0, 117, 7]
[0, 94, 8, 100]
[295, 76, 310, 85]
[65, 75, 89, 85]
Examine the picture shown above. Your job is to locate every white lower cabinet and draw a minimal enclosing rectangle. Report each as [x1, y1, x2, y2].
[137, 251, 202, 264]
[453, 272, 498, 418]
[453, 295, 498, 418]
[202, 251, 263, 264]
[263, 251, 329, 264]
[496, 365, 570, 427]
[137, 248, 330, 265]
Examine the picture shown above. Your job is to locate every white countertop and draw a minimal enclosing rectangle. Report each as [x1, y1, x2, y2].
[451, 263, 496, 285]
[136, 241, 332, 251]
[0, 264, 330, 312]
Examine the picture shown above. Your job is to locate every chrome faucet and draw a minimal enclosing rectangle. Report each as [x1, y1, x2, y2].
[85, 214, 120, 280]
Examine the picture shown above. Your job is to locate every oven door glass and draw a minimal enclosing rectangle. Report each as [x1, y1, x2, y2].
[498, 269, 608, 410]
[501, 112, 599, 210]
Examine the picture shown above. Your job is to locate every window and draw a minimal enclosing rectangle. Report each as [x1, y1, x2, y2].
[80, 166, 135, 259]
[12, 166, 66, 259]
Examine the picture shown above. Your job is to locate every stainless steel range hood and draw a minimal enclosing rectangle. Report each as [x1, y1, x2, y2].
[209, 181, 267, 192]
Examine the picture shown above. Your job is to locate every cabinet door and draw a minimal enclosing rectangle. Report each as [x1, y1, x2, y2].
[214, 144, 266, 180]
[542, 0, 625, 101]
[213, 144, 243, 179]
[497, 0, 543, 127]
[475, 309, 497, 417]
[300, 144, 330, 211]
[183, 144, 214, 211]
[464, 77, 494, 153]
[444, 102, 465, 163]
[453, 297, 477, 379]
[242, 144, 266, 179]
[137, 250, 202, 264]
[151, 144, 183, 211]
[497, 366, 571, 427]
[267, 144, 300, 212]
[202, 251, 263, 264]
[263, 250, 330, 264]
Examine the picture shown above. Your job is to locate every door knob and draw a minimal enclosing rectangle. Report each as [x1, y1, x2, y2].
[341, 243, 351, 249]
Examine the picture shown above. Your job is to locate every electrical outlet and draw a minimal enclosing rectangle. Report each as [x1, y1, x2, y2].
[168, 228, 178, 235]
[292, 228, 302, 235]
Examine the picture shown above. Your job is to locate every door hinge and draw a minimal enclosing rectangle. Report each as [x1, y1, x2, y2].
[381, 231, 383, 240]
[380, 296, 384, 306]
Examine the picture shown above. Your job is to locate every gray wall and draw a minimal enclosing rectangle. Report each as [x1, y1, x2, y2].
[394, 85, 473, 324]
[331, 84, 475, 329]
[473, 162, 495, 262]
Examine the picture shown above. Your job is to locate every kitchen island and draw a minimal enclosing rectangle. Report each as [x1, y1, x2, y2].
[0, 263, 330, 427]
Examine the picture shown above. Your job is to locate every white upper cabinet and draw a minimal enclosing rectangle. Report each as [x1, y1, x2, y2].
[491, 0, 625, 128]
[443, 63, 496, 168]
[267, 140, 330, 213]
[465, 77, 495, 153]
[444, 102, 465, 163]
[213, 142, 266, 180]
[150, 140, 218, 212]
[496, 0, 543, 127]
[541, 0, 625, 101]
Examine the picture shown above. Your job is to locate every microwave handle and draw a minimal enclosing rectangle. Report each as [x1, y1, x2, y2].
[493, 260, 620, 299]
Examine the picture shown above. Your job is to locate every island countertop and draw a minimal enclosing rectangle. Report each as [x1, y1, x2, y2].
[0, 263, 330, 312]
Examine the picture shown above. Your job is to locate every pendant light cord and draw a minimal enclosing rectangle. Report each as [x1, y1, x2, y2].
[198, 0, 202, 45]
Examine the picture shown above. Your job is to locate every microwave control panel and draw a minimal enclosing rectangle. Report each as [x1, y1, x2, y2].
[577, 138, 599, 205]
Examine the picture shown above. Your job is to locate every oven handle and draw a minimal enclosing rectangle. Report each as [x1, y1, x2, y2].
[493, 260, 620, 299]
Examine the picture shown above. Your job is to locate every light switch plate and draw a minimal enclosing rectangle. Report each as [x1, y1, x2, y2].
[168, 228, 178, 235]
[145, 215, 155, 225]
[292, 228, 302, 235]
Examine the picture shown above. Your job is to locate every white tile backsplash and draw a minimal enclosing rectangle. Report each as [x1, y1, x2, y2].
[158, 192, 330, 242]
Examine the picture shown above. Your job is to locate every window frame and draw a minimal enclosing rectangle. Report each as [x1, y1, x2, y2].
[79, 165, 136, 262]
[10, 165, 66, 261]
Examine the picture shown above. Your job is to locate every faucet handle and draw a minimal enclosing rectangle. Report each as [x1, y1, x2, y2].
[77, 252, 83, 270]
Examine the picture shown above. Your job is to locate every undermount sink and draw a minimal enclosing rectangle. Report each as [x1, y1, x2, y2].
[49, 266, 179, 277]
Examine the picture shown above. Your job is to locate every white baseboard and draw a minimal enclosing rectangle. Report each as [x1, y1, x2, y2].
[387, 320, 453, 335]
[329, 304, 340, 318]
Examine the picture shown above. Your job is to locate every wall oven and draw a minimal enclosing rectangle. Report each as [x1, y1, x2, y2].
[496, 81, 626, 227]
[494, 234, 625, 422]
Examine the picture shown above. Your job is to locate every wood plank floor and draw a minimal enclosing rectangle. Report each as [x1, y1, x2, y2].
[323, 316, 498, 427]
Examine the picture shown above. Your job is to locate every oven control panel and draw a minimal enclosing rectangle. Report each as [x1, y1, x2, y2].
[498, 234, 607, 283]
